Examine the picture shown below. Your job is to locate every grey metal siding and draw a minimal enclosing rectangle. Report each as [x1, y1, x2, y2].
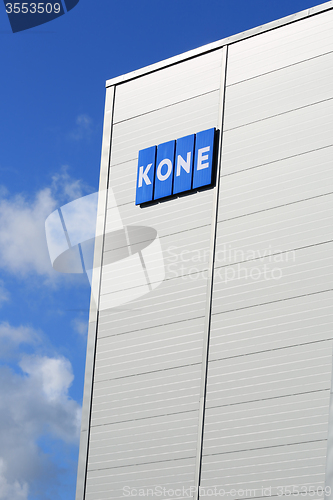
[201, 442, 328, 491]
[201, 9, 333, 495]
[226, 9, 333, 85]
[109, 90, 220, 168]
[77, 6, 333, 500]
[82, 48, 224, 500]
[85, 459, 196, 500]
[209, 292, 333, 360]
[113, 49, 222, 123]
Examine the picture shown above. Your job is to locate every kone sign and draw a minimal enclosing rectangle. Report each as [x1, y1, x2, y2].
[135, 128, 216, 205]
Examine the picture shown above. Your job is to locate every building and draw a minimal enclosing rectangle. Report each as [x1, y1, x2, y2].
[76, 3, 333, 499]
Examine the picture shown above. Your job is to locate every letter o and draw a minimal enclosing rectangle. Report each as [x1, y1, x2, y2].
[157, 159, 173, 181]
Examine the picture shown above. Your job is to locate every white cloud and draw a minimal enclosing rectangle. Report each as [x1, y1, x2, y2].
[0, 331, 81, 499]
[51, 167, 92, 202]
[0, 169, 93, 280]
[0, 322, 39, 346]
[0, 459, 28, 500]
[20, 355, 75, 403]
[69, 114, 93, 141]
[0, 188, 55, 277]
[0, 322, 40, 360]
[72, 318, 88, 336]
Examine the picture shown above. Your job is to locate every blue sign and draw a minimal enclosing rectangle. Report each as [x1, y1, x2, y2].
[192, 129, 215, 189]
[135, 128, 216, 205]
[154, 140, 175, 200]
[135, 146, 157, 205]
[173, 134, 195, 195]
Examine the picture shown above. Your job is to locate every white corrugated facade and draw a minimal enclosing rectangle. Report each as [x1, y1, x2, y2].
[76, 3, 333, 500]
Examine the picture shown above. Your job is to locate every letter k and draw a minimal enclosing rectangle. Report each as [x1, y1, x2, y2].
[138, 164, 152, 187]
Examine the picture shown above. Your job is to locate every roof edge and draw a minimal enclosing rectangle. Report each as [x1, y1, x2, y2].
[105, 1, 333, 87]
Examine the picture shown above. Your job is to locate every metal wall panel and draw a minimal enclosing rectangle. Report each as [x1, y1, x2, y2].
[218, 148, 333, 220]
[224, 51, 333, 130]
[215, 196, 333, 266]
[98, 273, 207, 337]
[212, 242, 333, 314]
[95, 317, 204, 379]
[205, 341, 332, 407]
[101, 224, 211, 290]
[201, 13, 333, 493]
[113, 49, 222, 123]
[203, 391, 330, 454]
[209, 292, 333, 361]
[227, 10, 333, 85]
[221, 98, 333, 176]
[110, 91, 220, 167]
[81, 8, 333, 500]
[88, 412, 199, 469]
[83, 47, 224, 500]
[200, 442, 327, 491]
[93, 363, 201, 416]
[86, 458, 196, 500]
[109, 191, 213, 236]
[89, 411, 198, 451]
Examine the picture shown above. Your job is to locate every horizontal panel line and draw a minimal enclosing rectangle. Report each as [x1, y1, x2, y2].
[202, 438, 327, 458]
[101, 278, 206, 297]
[98, 314, 205, 337]
[224, 97, 333, 132]
[88, 439, 197, 459]
[206, 388, 330, 411]
[87, 454, 196, 472]
[90, 408, 198, 428]
[102, 239, 333, 301]
[226, 49, 333, 88]
[103, 224, 211, 256]
[219, 191, 333, 223]
[108, 188, 213, 208]
[214, 239, 333, 270]
[212, 288, 333, 316]
[90, 417, 198, 437]
[204, 422, 328, 439]
[101, 266, 206, 292]
[208, 338, 333, 365]
[113, 89, 220, 126]
[104, 4, 333, 88]
[89, 432, 198, 451]
[221, 144, 333, 178]
[93, 360, 201, 382]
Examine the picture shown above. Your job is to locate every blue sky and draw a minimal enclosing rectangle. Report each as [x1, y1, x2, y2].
[0, 0, 328, 498]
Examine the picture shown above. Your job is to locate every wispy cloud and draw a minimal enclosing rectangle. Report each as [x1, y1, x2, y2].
[68, 114, 93, 141]
[51, 166, 93, 202]
[0, 168, 93, 280]
[72, 317, 88, 336]
[0, 322, 40, 360]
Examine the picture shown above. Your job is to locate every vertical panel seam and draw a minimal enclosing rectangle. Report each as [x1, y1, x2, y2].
[193, 45, 229, 500]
